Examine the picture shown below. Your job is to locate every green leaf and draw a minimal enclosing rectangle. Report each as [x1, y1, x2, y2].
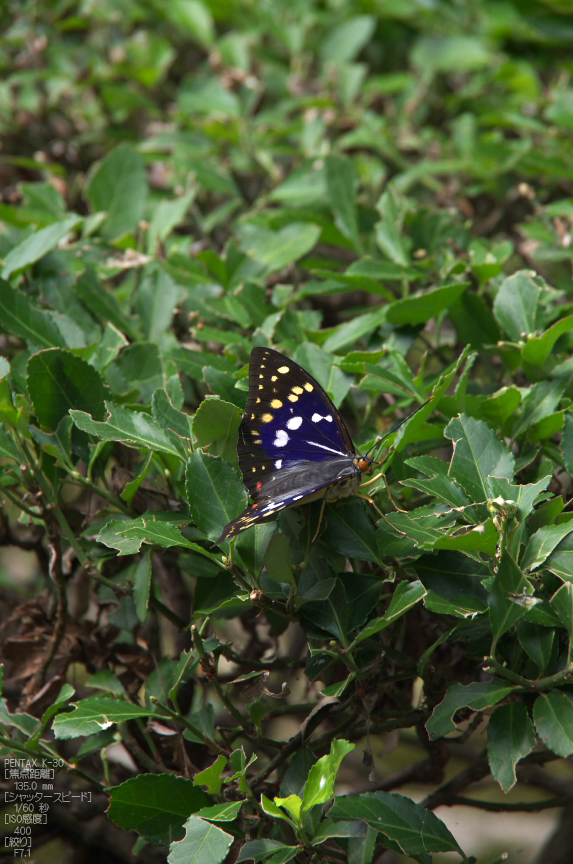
[386, 282, 468, 326]
[487, 475, 552, 524]
[264, 533, 295, 586]
[0, 424, 19, 461]
[328, 791, 463, 856]
[322, 305, 388, 353]
[105, 341, 164, 403]
[0, 278, 68, 349]
[312, 819, 368, 844]
[522, 522, 573, 572]
[444, 414, 515, 504]
[427, 680, 518, 740]
[374, 188, 409, 265]
[194, 756, 228, 796]
[193, 398, 242, 467]
[53, 695, 154, 738]
[236, 840, 300, 863]
[550, 582, 573, 644]
[152, 388, 194, 444]
[321, 498, 379, 562]
[417, 551, 488, 617]
[2, 214, 82, 278]
[403, 456, 473, 512]
[412, 33, 492, 73]
[522, 314, 573, 367]
[320, 15, 376, 63]
[493, 270, 541, 342]
[96, 514, 225, 568]
[239, 222, 321, 273]
[85, 143, 147, 239]
[108, 774, 212, 846]
[299, 578, 350, 646]
[133, 550, 152, 623]
[272, 794, 302, 823]
[136, 265, 182, 341]
[352, 581, 426, 646]
[195, 801, 242, 822]
[517, 621, 555, 674]
[325, 155, 360, 249]
[235, 523, 276, 579]
[26, 348, 107, 430]
[75, 269, 137, 340]
[562, 413, 573, 478]
[71, 402, 184, 458]
[168, 815, 233, 864]
[301, 739, 355, 813]
[533, 691, 573, 757]
[147, 189, 196, 254]
[487, 703, 536, 792]
[186, 452, 247, 541]
[489, 552, 530, 645]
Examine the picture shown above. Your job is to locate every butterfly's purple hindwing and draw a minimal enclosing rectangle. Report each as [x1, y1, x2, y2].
[217, 348, 374, 543]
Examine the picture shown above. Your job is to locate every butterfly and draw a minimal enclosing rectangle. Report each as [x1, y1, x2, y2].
[217, 347, 387, 544]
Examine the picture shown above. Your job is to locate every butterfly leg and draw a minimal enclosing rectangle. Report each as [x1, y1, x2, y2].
[354, 490, 384, 519]
[360, 470, 407, 513]
[311, 498, 327, 544]
[359, 470, 384, 490]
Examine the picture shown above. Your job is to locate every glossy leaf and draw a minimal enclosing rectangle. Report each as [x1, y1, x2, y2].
[168, 815, 233, 864]
[108, 774, 211, 845]
[328, 791, 463, 856]
[301, 739, 355, 813]
[533, 692, 573, 757]
[444, 414, 515, 503]
[86, 143, 147, 239]
[71, 402, 185, 458]
[53, 695, 154, 738]
[487, 703, 536, 792]
[186, 452, 247, 541]
[427, 680, 518, 740]
[26, 348, 108, 430]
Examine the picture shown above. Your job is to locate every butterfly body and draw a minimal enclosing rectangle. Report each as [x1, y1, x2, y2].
[217, 347, 374, 543]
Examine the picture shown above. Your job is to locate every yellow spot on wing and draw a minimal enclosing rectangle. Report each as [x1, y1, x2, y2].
[262, 413, 273, 423]
[254, 438, 262, 444]
[304, 383, 313, 392]
[278, 365, 290, 374]
[259, 385, 264, 390]
[252, 467, 256, 472]
[292, 386, 303, 395]
[288, 394, 298, 402]
[271, 375, 277, 381]
[271, 399, 282, 408]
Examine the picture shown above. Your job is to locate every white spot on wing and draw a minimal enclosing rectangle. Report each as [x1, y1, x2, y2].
[292, 494, 303, 501]
[312, 413, 333, 423]
[305, 440, 346, 455]
[275, 459, 282, 469]
[287, 416, 303, 430]
[273, 430, 289, 447]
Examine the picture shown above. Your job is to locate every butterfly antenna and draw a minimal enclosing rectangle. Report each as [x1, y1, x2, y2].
[365, 395, 434, 463]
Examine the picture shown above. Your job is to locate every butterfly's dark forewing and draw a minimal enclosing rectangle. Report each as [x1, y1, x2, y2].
[217, 347, 363, 543]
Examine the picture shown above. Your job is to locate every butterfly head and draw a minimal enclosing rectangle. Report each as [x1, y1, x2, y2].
[356, 454, 376, 475]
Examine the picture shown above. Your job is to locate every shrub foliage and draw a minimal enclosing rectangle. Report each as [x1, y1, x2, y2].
[2, 2, 573, 862]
